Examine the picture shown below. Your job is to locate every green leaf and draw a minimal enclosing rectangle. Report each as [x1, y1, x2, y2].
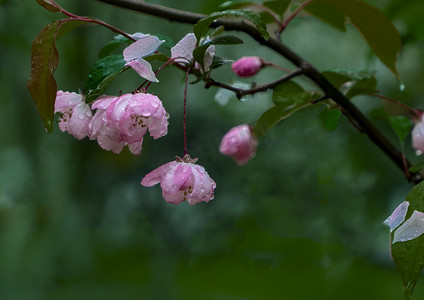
[322, 69, 379, 99]
[320, 108, 341, 131]
[27, 19, 83, 132]
[306, 0, 402, 77]
[84, 55, 127, 102]
[35, 0, 60, 12]
[409, 162, 424, 174]
[98, 35, 131, 59]
[303, 0, 346, 31]
[391, 181, 424, 299]
[263, 0, 291, 16]
[254, 81, 314, 137]
[388, 115, 412, 144]
[194, 9, 269, 42]
[218, 1, 256, 11]
[193, 35, 243, 69]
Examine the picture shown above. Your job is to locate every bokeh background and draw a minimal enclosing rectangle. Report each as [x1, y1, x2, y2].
[1, 0, 424, 299]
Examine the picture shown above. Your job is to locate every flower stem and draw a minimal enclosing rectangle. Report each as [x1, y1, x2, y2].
[281, 0, 313, 32]
[183, 68, 190, 156]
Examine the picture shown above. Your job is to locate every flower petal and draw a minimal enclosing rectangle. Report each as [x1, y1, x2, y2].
[54, 91, 83, 113]
[393, 210, 424, 243]
[171, 33, 196, 63]
[125, 59, 159, 82]
[123, 35, 164, 62]
[384, 201, 409, 232]
[141, 161, 178, 187]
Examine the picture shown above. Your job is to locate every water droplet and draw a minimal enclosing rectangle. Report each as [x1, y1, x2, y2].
[399, 83, 405, 91]
[78, 114, 84, 120]
[240, 96, 248, 102]
[416, 150, 422, 156]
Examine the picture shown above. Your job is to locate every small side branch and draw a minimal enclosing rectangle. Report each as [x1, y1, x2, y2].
[205, 68, 305, 99]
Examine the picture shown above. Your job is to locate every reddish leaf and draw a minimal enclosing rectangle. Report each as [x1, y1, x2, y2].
[27, 20, 83, 132]
[35, 0, 60, 12]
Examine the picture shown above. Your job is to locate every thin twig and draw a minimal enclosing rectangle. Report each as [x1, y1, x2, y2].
[281, 0, 314, 32]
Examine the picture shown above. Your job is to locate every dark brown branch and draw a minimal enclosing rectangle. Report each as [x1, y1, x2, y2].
[96, 0, 422, 184]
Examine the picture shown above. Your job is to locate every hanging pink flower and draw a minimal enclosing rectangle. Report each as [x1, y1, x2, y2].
[54, 91, 92, 140]
[412, 113, 424, 154]
[141, 154, 216, 205]
[219, 124, 258, 165]
[171, 33, 215, 72]
[231, 56, 264, 77]
[123, 34, 164, 82]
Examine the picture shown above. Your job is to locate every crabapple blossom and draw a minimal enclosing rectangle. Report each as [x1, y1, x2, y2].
[123, 34, 164, 82]
[89, 92, 168, 155]
[412, 113, 424, 154]
[171, 33, 215, 72]
[54, 91, 92, 140]
[141, 154, 216, 205]
[231, 56, 264, 77]
[219, 124, 258, 165]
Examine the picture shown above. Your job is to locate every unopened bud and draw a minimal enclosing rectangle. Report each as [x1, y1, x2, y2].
[231, 56, 264, 77]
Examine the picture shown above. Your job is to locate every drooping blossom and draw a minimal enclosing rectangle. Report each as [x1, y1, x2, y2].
[219, 124, 258, 165]
[383, 201, 409, 232]
[231, 56, 264, 77]
[54, 91, 92, 140]
[141, 154, 216, 205]
[171, 33, 215, 72]
[412, 113, 424, 154]
[89, 92, 168, 155]
[393, 210, 424, 243]
[123, 34, 164, 82]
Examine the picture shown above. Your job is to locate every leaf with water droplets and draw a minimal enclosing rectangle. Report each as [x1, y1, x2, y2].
[391, 180, 424, 299]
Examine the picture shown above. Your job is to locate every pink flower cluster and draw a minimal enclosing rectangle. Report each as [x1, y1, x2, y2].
[55, 91, 168, 155]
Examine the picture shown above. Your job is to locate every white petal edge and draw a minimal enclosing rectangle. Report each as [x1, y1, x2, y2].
[384, 201, 410, 232]
[393, 210, 424, 244]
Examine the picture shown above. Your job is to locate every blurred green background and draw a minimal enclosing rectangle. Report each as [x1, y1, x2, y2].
[1, 0, 424, 299]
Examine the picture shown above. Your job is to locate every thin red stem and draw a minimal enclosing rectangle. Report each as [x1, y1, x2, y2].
[183, 68, 190, 156]
[372, 94, 421, 119]
[281, 0, 313, 31]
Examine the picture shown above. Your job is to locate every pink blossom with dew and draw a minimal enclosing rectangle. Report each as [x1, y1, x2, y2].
[123, 34, 164, 82]
[383, 201, 409, 232]
[412, 113, 424, 155]
[219, 124, 258, 165]
[231, 56, 264, 77]
[141, 154, 216, 205]
[171, 33, 215, 72]
[88, 95, 145, 155]
[54, 91, 92, 140]
[393, 210, 424, 243]
[106, 93, 168, 144]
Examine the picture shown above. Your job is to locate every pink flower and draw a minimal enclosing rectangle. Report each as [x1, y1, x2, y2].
[171, 33, 215, 72]
[231, 56, 264, 77]
[412, 114, 424, 154]
[141, 154, 216, 205]
[123, 34, 164, 82]
[54, 91, 92, 140]
[219, 124, 258, 165]
[89, 92, 168, 155]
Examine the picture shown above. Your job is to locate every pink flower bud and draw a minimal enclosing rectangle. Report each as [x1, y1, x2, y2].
[54, 91, 92, 140]
[412, 114, 424, 154]
[141, 154, 216, 205]
[219, 124, 258, 165]
[231, 56, 264, 77]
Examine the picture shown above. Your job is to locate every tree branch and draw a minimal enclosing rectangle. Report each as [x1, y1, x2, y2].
[95, 0, 422, 184]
